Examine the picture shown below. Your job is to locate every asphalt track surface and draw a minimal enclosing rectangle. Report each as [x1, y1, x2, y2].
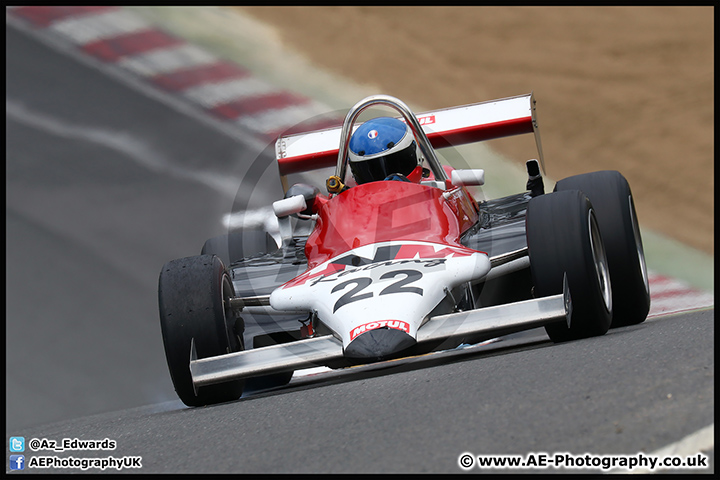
[5, 20, 714, 474]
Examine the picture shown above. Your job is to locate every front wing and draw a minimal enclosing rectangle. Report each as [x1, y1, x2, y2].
[190, 286, 570, 390]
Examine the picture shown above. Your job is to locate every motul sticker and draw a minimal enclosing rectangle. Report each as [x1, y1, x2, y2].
[350, 320, 410, 341]
[417, 115, 436, 126]
[400, 115, 436, 126]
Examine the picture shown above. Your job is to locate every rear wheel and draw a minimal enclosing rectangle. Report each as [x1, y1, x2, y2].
[527, 190, 612, 342]
[158, 254, 244, 406]
[555, 171, 650, 327]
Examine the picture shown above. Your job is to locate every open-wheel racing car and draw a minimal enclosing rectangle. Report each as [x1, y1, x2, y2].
[158, 93, 650, 407]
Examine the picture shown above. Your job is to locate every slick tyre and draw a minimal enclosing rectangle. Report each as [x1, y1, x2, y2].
[158, 254, 244, 406]
[527, 190, 612, 342]
[555, 171, 650, 327]
[201, 230, 278, 266]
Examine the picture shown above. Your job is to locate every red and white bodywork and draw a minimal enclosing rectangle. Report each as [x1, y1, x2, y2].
[270, 180, 491, 356]
[190, 94, 569, 387]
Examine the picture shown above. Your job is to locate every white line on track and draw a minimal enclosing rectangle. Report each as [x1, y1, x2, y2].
[6, 99, 242, 199]
[609, 423, 714, 474]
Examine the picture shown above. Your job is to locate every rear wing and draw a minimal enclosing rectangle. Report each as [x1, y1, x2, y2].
[275, 93, 544, 178]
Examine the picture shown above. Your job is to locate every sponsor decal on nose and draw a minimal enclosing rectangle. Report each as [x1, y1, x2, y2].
[350, 320, 410, 341]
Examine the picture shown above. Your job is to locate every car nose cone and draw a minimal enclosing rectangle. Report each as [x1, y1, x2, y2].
[344, 327, 416, 360]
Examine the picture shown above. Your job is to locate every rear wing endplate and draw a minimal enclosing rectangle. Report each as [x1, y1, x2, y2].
[275, 93, 544, 177]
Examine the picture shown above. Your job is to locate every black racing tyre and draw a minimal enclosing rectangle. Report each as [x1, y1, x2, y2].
[201, 230, 278, 266]
[527, 190, 613, 342]
[158, 254, 244, 406]
[555, 171, 650, 327]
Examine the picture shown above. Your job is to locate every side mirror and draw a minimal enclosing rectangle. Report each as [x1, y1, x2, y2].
[451, 169, 485, 187]
[273, 195, 307, 218]
[284, 183, 320, 216]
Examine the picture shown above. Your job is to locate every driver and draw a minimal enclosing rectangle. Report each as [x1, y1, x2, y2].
[348, 117, 424, 184]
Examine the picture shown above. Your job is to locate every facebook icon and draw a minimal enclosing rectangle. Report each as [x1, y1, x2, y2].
[9, 455, 25, 470]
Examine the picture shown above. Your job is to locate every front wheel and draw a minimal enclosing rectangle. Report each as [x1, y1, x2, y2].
[527, 190, 613, 342]
[158, 254, 244, 406]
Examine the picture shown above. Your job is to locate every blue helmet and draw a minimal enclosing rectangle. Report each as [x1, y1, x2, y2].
[348, 117, 420, 184]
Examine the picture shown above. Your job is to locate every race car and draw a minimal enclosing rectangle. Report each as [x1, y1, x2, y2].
[158, 93, 650, 407]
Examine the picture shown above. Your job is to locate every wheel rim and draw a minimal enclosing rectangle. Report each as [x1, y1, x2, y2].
[588, 210, 612, 313]
[629, 195, 649, 295]
[221, 273, 236, 353]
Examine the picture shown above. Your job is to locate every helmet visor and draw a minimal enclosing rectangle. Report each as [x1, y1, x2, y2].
[351, 141, 418, 184]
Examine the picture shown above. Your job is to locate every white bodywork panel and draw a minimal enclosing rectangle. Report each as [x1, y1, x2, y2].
[270, 241, 492, 349]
